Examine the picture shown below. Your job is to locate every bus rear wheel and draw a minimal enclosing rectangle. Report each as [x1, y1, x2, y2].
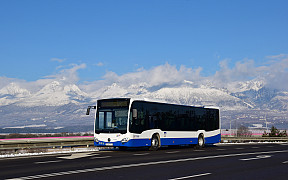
[149, 135, 160, 151]
[196, 134, 205, 149]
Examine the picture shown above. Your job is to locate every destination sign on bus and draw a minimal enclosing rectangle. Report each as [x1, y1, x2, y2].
[98, 99, 129, 108]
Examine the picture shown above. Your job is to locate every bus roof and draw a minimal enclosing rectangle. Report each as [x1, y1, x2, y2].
[97, 98, 219, 110]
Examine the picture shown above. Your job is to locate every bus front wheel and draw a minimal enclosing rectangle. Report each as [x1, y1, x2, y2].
[149, 135, 160, 151]
[197, 134, 205, 149]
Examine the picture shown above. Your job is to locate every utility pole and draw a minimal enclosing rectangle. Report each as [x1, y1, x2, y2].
[230, 119, 232, 137]
[265, 113, 268, 132]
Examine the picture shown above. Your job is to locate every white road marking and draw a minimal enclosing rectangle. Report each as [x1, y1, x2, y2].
[133, 153, 150, 156]
[34, 160, 62, 164]
[166, 151, 180, 154]
[6, 150, 288, 180]
[169, 173, 212, 180]
[283, 161, 288, 164]
[58, 153, 95, 160]
[90, 156, 111, 159]
[240, 155, 272, 161]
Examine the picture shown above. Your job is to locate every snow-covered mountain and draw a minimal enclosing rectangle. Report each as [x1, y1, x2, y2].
[0, 79, 287, 131]
[0, 81, 90, 107]
[0, 83, 31, 97]
[0, 83, 31, 106]
[21, 81, 89, 107]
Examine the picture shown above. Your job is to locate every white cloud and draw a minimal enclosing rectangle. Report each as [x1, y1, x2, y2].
[51, 58, 66, 63]
[266, 54, 288, 60]
[209, 55, 288, 91]
[46, 63, 86, 84]
[80, 63, 203, 93]
[1, 54, 288, 95]
[95, 62, 104, 67]
[264, 55, 288, 90]
[0, 64, 87, 93]
[99, 63, 203, 89]
[83, 55, 288, 93]
[212, 59, 257, 86]
[0, 77, 18, 89]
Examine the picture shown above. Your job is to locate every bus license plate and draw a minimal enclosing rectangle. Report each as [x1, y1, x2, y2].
[106, 143, 113, 146]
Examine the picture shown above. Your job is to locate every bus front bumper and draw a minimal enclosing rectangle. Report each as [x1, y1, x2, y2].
[94, 139, 151, 147]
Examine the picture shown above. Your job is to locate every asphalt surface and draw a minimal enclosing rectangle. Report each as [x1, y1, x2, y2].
[1, 143, 287, 180]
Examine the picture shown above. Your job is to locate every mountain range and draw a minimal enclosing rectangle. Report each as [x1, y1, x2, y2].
[0, 79, 287, 132]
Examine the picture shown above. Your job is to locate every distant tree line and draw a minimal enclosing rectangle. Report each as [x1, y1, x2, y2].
[237, 125, 252, 137]
[236, 125, 287, 137]
[262, 126, 287, 137]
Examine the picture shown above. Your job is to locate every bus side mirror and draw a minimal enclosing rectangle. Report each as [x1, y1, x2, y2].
[86, 108, 91, 115]
[86, 106, 96, 115]
[132, 109, 137, 119]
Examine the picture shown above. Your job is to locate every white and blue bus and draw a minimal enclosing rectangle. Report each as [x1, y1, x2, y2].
[86, 98, 221, 150]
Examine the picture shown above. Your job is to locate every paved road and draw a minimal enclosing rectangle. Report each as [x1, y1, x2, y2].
[1, 143, 287, 180]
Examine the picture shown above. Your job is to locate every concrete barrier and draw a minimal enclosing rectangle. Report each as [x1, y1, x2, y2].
[1, 136, 287, 151]
[221, 136, 288, 143]
[0, 136, 94, 150]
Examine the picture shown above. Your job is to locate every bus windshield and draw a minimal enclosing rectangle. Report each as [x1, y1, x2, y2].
[95, 108, 128, 134]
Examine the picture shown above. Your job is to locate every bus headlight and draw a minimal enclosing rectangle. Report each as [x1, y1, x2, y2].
[94, 137, 99, 143]
[121, 137, 130, 143]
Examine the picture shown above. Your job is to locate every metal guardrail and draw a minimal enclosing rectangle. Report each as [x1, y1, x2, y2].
[221, 136, 288, 142]
[1, 136, 287, 151]
[0, 136, 94, 150]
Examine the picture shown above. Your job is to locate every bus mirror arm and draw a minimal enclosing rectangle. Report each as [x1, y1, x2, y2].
[86, 106, 96, 115]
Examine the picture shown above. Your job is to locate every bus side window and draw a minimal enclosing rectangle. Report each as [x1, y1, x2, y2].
[149, 116, 154, 128]
[148, 115, 159, 129]
[154, 115, 159, 128]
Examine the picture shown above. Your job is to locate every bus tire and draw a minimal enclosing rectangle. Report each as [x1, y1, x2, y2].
[149, 134, 160, 151]
[196, 134, 205, 149]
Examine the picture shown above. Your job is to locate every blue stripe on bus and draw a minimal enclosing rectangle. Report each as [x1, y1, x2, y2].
[94, 139, 151, 147]
[205, 133, 221, 144]
[160, 138, 196, 146]
[161, 134, 221, 145]
[94, 133, 221, 147]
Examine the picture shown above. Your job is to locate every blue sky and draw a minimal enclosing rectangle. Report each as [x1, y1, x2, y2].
[0, 0, 287, 83]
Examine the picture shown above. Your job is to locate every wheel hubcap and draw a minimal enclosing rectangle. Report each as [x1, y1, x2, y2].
[199, 137, 204, 146]
[152, 138, 158, 147]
